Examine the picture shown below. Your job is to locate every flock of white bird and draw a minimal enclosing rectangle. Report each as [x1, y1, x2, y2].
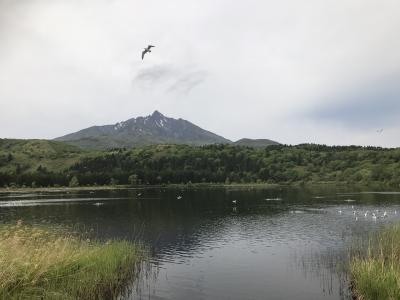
[90, 192, 398, 221]
[338, 204, 397, 221]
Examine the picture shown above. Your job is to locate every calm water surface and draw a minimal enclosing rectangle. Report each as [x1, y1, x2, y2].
[1, 186, 400, 300]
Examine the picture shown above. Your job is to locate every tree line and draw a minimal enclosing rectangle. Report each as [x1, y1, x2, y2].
[1, 144, 400, 188]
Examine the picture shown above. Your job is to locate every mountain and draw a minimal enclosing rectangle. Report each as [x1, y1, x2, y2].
[233, 138, 279, 148]
[55, 111, 231, 150]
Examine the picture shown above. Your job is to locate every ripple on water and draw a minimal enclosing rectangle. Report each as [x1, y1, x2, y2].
[0, 197, 130, 207]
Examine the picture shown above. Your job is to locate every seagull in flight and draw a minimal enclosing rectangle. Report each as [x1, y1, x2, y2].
[377, 128, 383, 134]
[142, 45, 155, 60]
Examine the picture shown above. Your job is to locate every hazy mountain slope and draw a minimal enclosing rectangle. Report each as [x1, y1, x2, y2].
[233, 138, 280, 148]
[55, 111, 231, 150]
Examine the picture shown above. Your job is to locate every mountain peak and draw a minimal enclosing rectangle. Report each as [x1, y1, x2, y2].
[151, 110, 164, 118]
[55, 111, 231, 149]
[54, 111, 280, 150]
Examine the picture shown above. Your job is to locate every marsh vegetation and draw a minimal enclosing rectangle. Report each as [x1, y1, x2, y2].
[0, 222, 147, 299]
[351, 224, 400, 300]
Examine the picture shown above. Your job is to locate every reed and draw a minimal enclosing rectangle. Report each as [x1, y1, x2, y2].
[351, 224, 400, 300]
[0, 221, 147, 299]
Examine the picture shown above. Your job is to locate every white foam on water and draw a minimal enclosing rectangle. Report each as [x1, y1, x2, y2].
[0, 197, 129, 207]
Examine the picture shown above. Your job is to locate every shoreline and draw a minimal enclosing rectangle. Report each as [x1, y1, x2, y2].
[0, 181, 395, 194]
[0, 182, 281, 193]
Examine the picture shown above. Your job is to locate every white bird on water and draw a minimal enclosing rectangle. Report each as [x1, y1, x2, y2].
[383, 211, 388, 218]
[364, 211, 369, 217]
[177, 195, 182, 200]
[338, 210, 342, 214]
[372, 213, 377, 221]
[232, 200, 237, 204]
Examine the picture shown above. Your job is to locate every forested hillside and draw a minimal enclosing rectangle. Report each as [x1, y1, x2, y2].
[1, 140, 400, 187]
[0, 139, 88, 187]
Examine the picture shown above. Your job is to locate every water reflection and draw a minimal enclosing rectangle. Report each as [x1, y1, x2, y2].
[1, 186, 400, 299]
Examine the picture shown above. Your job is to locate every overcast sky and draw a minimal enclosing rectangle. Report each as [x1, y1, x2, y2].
[1, 0, 400, 146]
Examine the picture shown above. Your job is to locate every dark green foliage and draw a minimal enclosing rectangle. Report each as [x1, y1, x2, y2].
[0, 139, 86, 187]
[69, 176, 79, 187]
[1, 141, 400, 187]
[68, 144, 400, 186]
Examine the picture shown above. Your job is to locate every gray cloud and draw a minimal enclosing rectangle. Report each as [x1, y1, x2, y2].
[167, 70, 207, 95]
[309, 73, 400, 129]
[134, 65, 207, 94]
[134, 65, 177, 84]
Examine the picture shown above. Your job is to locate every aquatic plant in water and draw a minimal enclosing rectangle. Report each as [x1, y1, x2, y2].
[351, 224, 400, 300]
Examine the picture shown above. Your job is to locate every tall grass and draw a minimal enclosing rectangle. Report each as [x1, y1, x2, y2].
[350, 225, 400, 300]
[0, 221, 147, 299]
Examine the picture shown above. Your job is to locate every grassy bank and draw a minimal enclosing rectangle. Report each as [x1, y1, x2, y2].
[0, 222, 147, 299]
[350, 225, 400, 300]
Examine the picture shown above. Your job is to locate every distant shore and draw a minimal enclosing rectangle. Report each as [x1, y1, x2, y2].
[0, 181, 394, 194]
[0, 182, 280, 193]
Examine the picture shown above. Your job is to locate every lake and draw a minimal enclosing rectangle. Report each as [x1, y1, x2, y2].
[1, 185, 400, 300]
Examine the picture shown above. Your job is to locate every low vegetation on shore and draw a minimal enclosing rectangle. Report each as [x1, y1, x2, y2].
[350, 224, 400, 300]
[0, 222, 146, 299]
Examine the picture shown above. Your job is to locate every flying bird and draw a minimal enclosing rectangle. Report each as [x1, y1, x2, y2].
[142, 45, 155, 60]
[377, 129, 383, 134]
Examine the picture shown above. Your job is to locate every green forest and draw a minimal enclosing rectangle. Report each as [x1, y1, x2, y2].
[1, 139, 400, 188]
